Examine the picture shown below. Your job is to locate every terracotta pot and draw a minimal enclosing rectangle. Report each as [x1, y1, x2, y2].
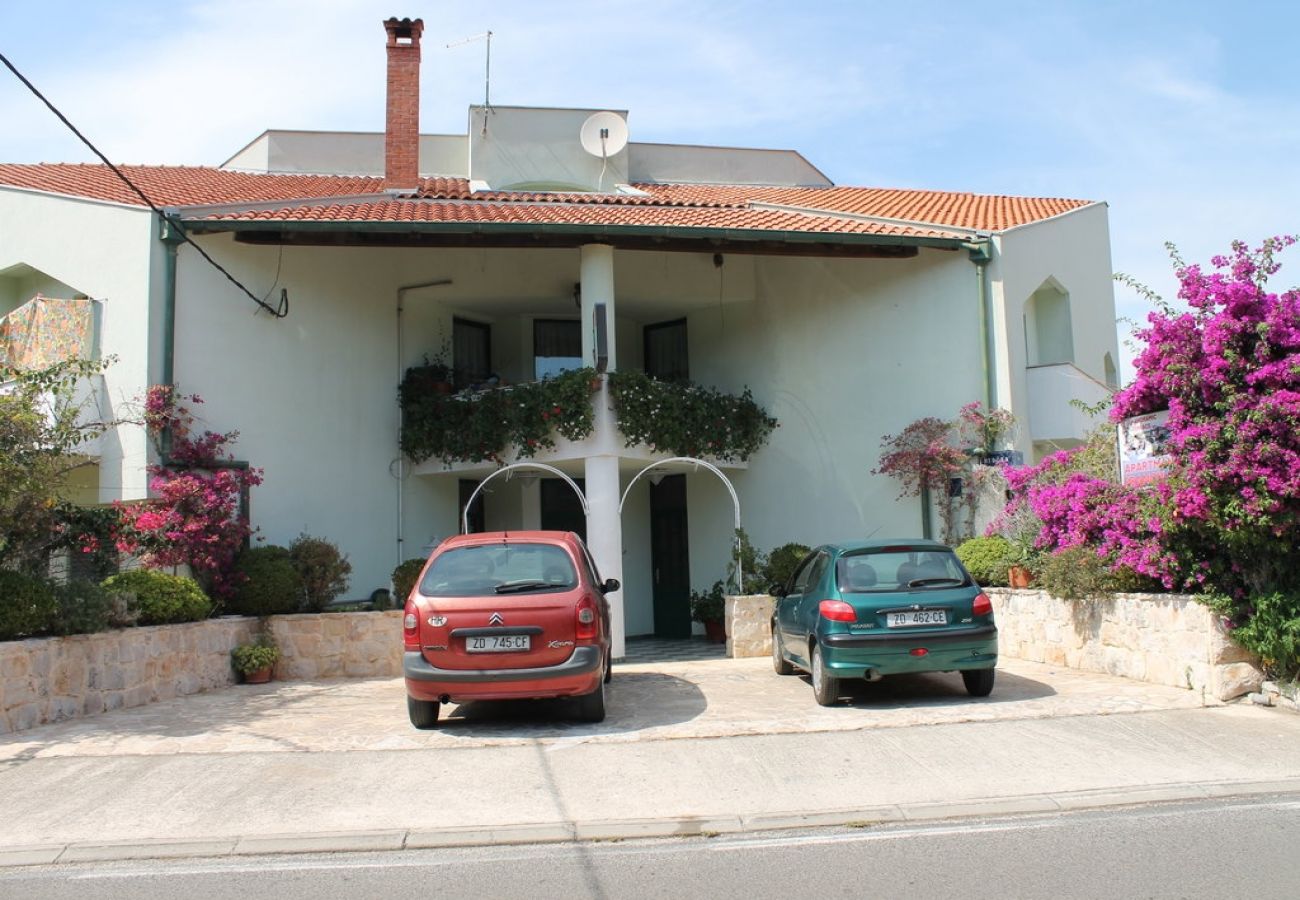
[1008, 565, 1032, 589]
[703, 620, 727, 644]
[241, 665, 274, 684]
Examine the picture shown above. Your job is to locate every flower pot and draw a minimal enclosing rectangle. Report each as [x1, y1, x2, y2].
[703, 620, 726, 644]
[241, 665, 274, 684]
[1008, 565, 1032, 589]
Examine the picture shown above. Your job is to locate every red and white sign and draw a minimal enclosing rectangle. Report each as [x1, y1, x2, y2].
[1119, 410, 1172, 486]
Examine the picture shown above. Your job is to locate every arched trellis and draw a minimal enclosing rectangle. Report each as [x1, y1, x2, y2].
[461, 462, 588, 534]
[619, 457, 744, 590]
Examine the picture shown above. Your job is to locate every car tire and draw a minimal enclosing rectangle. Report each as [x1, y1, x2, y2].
[962, 667, 996, 697]
[574, 676, 607, 723]
[407, 696, 441, 729]
[772, 625, 794, 675]
[811, 643, 840, 706]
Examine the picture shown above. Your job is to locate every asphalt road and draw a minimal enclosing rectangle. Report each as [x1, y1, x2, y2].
[3, 795, 1298, 899]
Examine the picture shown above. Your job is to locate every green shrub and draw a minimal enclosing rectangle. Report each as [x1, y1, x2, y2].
[1035, 547, 1118, 602]
[392, 557, 427, 605]
[102, 569, 212, 625]
[231, 637, 280, 675]
[1210, 591, 1300, 680]
[689, 581, 726, 624]
[955, 536, 1016, 587]
[289, 534, 352, 612]
[0, 570, 58, 640]
[763, 543, 812, 592]
[51, 580, 137, 636]
[228, 546, 302, 617]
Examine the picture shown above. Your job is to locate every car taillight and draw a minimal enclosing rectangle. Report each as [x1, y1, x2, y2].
[403, 603, 419, 649]
[576, 595, 598, 640]
[819, 600, 856, 622]
[972, 592, 992, 617]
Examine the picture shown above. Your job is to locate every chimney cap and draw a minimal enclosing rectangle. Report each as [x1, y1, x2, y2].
[383, 17, 424, 44]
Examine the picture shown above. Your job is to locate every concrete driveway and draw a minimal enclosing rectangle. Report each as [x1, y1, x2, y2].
[0, 656, 1215, 759]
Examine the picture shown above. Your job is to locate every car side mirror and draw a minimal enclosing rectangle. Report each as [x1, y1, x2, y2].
[602, 578, 621, 594]
[770, 584, 787, 598]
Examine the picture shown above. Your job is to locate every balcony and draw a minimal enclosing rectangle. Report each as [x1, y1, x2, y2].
[1025, 363, 1113, 445]
[401, 367, 777, 476]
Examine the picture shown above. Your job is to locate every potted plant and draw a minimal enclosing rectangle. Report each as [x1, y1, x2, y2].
[405, 341, 454, 395]
[690, 580, 727, 643]
[231, 635, 280, 684]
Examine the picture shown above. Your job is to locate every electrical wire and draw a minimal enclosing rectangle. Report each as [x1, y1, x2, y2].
[0, 50, 288, 318]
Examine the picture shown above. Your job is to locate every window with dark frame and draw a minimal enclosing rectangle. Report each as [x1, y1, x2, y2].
[453, 318, 491, 389]
[534, 319, 583, 380]
[644, 318, 688, 381]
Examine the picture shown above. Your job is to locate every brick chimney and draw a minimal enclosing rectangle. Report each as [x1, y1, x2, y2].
[383, 17, 424, 192]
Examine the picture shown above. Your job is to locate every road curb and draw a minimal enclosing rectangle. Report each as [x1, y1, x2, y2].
[4, 776, 1300, 869]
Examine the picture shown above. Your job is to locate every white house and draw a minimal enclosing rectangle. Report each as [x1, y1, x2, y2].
[0, 17, 1118, 655]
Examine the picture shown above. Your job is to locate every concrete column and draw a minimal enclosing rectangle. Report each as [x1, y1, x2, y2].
[580, 244, 625, 658]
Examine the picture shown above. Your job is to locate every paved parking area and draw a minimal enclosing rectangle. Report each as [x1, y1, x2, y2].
[0, 657, 1216, 760]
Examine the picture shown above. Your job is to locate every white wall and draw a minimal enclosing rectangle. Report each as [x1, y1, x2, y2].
[990, 203, 1120, 448]
[0, 189, 156, 502]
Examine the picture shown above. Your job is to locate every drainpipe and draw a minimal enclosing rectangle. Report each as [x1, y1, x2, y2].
[964, 238, 996, 412]
[159, 212, 185, 458]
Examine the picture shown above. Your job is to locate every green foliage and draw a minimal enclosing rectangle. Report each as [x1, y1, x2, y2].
[0, 570, 58, 640]
[726, 529, 765, 594]
[689, 580, 726, 624]
[763, 543, 812, 592]
[401, 367, 599, 465]
[1206, 591, 1300, 680]
[289, 534, 352, 612]
[392, 557, 427, 605]
[102, 569, 213, 625]
[51, 580, 137, 636]
[228, 546, 302, 616]
[0, 356, 113, 570]
[1031, 547, 1157, 602]
[231, 637, 280, 675]
[955, 536, 1016, 587]
[609, 369, 777, 462]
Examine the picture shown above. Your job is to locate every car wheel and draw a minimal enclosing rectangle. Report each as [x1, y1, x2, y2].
[407, 696, 441, 729]
[772, 625, 794, 675]
[962, 667, 995, 697]
[810, 643, 840, 706]
[574, 676, 607, 723]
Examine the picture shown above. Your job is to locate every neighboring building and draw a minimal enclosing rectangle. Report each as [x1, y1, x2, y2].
[0, 17, 1117, 654]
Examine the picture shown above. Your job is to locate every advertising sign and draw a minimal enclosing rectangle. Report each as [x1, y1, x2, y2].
[1119, 410, 1172, 486]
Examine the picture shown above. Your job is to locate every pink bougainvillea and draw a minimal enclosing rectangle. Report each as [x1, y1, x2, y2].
[115, 386, 262, 601]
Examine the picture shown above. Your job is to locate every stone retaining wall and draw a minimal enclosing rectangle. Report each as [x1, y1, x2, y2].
[988, 588, 1263, 701]
[0, 611, 403, 735]
[725, 594, 774, 658]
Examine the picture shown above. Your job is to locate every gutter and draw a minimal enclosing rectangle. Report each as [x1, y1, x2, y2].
[177, 217, 971, 252]
[963, 238, 996, 412]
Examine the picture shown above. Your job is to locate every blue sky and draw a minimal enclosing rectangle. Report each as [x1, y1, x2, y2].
[2, 0, 1297, 377]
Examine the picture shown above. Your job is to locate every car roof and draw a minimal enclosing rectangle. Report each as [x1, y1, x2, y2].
[438, 530, 582, 551]
[824, 538, 953, 554]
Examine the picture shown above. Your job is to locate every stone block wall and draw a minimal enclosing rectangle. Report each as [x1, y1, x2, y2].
[988, 588, 1263, 701]
[1, 611, 404, 735]
[725, 594, 774, 658]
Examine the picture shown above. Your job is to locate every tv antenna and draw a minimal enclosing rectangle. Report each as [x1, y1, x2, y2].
[447, 30, 493, 132]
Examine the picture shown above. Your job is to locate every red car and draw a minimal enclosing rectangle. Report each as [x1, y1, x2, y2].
[402, 530, 617, 728]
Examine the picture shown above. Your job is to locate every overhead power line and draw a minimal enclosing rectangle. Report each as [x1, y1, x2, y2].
[0, 50, 288, 318]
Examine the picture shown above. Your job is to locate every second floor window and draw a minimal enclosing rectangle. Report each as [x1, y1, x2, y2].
[534, 319, 582, 380]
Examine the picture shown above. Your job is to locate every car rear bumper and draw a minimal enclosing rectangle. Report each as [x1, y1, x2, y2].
[404, 646, 603, 702]
[820, 624, 998, 678]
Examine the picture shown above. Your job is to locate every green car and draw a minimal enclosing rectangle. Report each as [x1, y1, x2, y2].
[771, 539, 998, 705]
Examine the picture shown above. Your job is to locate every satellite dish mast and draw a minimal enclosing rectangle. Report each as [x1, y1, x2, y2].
[447, 30, 493, 133]
[580, 111, 628, 190]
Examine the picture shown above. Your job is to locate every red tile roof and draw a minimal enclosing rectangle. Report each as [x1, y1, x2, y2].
[0, 164, 1092, 236]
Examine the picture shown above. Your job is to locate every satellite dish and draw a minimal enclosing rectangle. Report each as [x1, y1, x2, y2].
[580, 111, 628, 159]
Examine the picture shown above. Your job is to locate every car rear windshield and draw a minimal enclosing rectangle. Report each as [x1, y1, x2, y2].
[419, 543, 578, 597]
[836, 548, 970, 592]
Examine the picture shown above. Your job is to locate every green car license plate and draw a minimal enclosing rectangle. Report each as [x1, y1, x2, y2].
[887, 609, 947, 627]
[467, 634, 531, 652]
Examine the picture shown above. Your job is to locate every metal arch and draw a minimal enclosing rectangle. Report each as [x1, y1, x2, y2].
[619, 457, 744, 589]
[462, 462, 588, 534]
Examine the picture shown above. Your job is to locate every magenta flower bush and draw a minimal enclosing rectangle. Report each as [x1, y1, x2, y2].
[115, 386, 263, 602]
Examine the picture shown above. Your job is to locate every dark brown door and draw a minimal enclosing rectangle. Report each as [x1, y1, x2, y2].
[650, 474, 691, 638]
[541, 478, 586, 541]
[459, 480, 486, 533]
